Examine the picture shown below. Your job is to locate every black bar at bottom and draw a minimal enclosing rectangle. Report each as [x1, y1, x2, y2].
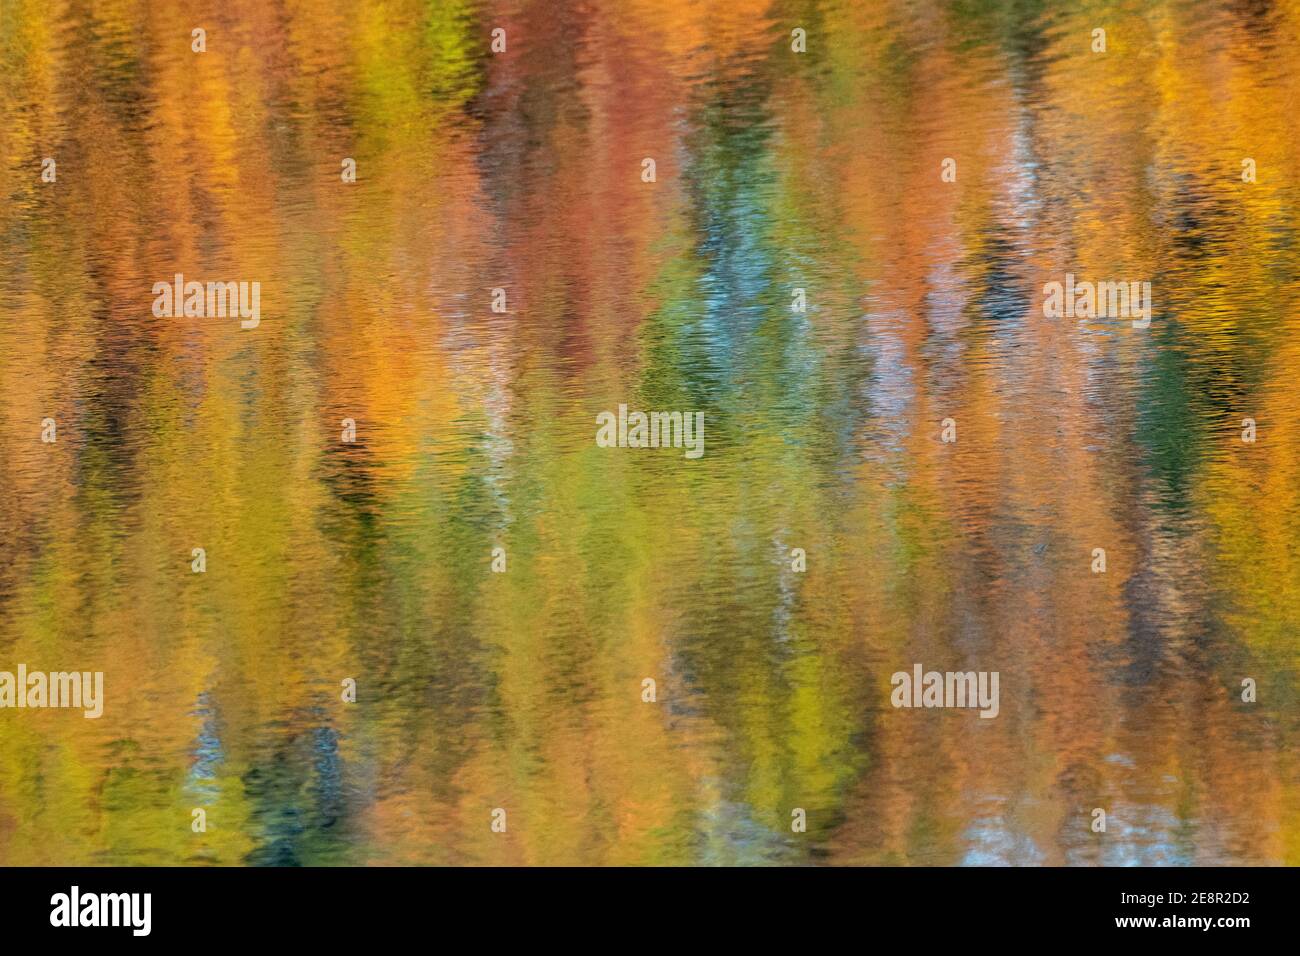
[0, 865, 1285, 942]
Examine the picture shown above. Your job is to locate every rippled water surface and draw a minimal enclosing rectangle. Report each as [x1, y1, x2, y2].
[1, 0, 1298, 865]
